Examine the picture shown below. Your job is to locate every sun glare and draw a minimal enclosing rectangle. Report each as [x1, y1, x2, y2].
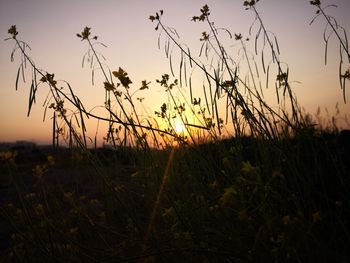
[174, 118, 185, 134]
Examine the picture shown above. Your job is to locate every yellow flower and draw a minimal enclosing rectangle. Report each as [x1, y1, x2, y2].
[220, 186, 237, 206]
[47, 155, 55, 166]
[0, 150, 16, 161]
[34, 204, 45, 216]
[241, 161, 255, 174]
[0, 150, 17, 165]
[162, 206, 175, 218]
[24, 193, 36, 199]
[32, 164, 47, 178]
[90, 199, 100, 205]
[64, 192, 74, 201]
[68, 227, 78, 236]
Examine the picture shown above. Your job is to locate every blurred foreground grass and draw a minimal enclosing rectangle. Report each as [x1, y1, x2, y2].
[1, 129, 349, 262]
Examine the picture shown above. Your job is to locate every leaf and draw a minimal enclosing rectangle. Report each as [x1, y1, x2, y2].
[184, 59, 188, 87]
[140, 80, 150, 90]
[149, 15, 156, 22]
[275, 82, 280, 104]
[241, 161, 255, 174]
[179, 52, 183, 87]
[310, 0, 320, 6]
[324, 36, 328, 65]
[104, 82, 115, 91]
[234, 33, 242, 40]
[266, 64, 270, 89]
[114, 90, 122, 97]
[92, 69, 95, 85]
[255, 25, 262, 55]
[201, 4, 210, 16]
[169, 54, 175, 77]
[40, 75, 47, 82]
[261, 50, 266, 74]
[81, 26, 91, 40]
[189, 77, 193, 103]
[169, 27, 179, 38]
[20, 64, 25, 83]
[8, 25, 18, 38]
[15, 67, 20, 90]
[28, 80, 37, 117]
[187, 47, 193, 68]
[274, 35, 280, 55]
[112, 67, 132, 88]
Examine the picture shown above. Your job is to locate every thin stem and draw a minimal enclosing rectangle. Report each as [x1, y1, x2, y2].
[317, 6, 350, 61]
[250, 5, 301, 125]
[14, 37, 87, 149]
[158, 18, 292, 133]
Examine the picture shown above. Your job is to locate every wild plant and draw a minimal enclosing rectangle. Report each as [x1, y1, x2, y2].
[310, 0, 350, 103]
[5, 26, 188, 150]
[150, 3, 305, 142]
[2, 2, 350, 262]
[6, 25, 93, 150]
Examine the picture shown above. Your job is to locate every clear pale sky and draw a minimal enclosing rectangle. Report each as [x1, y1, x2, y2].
[1, 0, 349, 144]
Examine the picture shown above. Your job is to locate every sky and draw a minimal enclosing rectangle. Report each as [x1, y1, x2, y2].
[0, 0, 350, 145]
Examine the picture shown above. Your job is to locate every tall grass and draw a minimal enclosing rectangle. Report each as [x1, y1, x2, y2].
[310, 0, 350, 103]
[1, 1, 350, 262]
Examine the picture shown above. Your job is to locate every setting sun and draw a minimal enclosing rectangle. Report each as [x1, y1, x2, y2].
[1, 1, 350, 261]
[174, 118, 185, 134]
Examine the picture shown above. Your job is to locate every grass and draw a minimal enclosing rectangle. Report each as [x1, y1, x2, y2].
[1, 131, 350, 262]
[1, 1, 350, 262]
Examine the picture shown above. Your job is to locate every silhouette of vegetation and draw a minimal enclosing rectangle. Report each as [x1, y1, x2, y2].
[1, 2, 350, 262]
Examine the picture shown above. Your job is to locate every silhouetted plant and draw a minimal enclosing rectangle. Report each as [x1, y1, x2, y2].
[2, 3, 350, 262]
[309, 0, 350, 102]
[150, 4, 303, 140]
[6, 26, 195, 150]
[6, 25, 89, 149]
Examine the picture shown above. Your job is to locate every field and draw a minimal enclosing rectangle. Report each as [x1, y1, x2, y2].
[1, 1, 350, 262]
[1, 131, 350, 262]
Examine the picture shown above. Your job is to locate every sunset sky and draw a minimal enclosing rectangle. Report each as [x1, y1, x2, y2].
[1, 0, 349, 144]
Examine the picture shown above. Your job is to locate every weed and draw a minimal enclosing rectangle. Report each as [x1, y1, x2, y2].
[2, 2, 350, 262]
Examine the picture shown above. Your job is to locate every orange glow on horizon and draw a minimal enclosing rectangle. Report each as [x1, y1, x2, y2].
[1, 1, 350, 145]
